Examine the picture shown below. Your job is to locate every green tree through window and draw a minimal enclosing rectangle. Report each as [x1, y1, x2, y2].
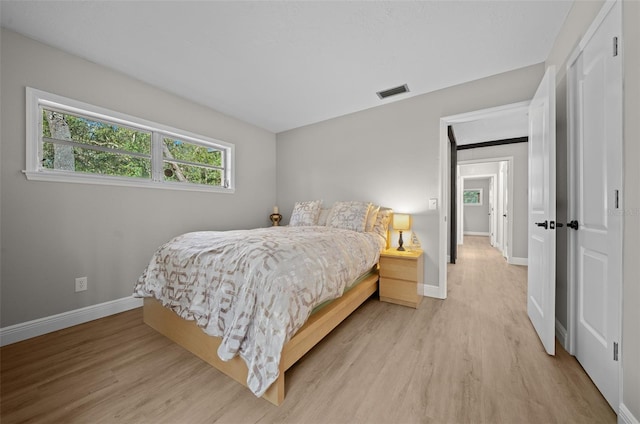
[42, 110, 152, 179]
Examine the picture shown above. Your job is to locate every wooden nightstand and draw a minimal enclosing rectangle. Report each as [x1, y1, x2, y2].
[379, 249, 424, 308]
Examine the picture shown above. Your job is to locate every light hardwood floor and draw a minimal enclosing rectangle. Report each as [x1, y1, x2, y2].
[1, 236, 615, 423]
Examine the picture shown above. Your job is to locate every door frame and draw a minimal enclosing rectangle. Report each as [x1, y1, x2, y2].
[458, 160, 512, 257]
[565, 0, 622, 356]
[439, 101, 529, 297]
[457, 171, 499, 245]
[449, 126, 458, 264]
[565, 0, 623, 404]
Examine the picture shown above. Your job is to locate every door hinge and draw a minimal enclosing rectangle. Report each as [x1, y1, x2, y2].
[614, 342, 619, 361]
[613, 37, 618, 57]
[615, 189, 620, 209]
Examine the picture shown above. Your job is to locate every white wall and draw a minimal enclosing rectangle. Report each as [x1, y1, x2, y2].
[546, 0, 640, 419]
[458, 161, 500, 178]
[463, 178, 490, 234]
[276, 64, 544, 288]
[0, 29, 277, 327]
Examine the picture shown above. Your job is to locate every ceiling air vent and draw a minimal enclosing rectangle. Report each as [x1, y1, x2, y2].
[376, 84, 409, 99]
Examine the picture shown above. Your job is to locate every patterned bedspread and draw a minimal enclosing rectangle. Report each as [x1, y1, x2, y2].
[134, 226, 385, 396]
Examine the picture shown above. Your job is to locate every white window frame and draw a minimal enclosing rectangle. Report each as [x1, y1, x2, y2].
[25, 87, 235, 193]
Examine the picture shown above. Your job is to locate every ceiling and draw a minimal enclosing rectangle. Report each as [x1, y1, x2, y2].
[452, 108, 529, 146]
[0, 1, 573, 133]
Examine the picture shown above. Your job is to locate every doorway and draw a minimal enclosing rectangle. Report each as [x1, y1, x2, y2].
[439, 102, 530, 298]
[457, 161, 510, 260]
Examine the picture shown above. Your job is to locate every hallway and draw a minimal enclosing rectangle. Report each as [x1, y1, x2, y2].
[446, 235, 615, 422]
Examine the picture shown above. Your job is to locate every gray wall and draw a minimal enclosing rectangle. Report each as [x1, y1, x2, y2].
[546, 0, 640, 417]
[276, 63, 544, 287]
[458, 143, 529, 260]
[0, 29, 277, 326]
[463, 179, 490, 234]
[622, 2, 640, 415]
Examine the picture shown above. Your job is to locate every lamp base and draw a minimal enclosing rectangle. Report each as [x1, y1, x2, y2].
[397, 230, 405, 251]
[269, 213, 282, 226]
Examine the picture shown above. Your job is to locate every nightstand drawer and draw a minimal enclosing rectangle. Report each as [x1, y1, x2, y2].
[380, 277, 422, 308]
[379, 255, 424, 282]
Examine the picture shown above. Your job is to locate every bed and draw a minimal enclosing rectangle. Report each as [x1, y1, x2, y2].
[134, 202, 391, 405]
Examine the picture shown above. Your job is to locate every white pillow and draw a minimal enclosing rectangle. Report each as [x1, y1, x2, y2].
[372, 207, 393, 240]
[365, 205, 380, 232]
[326, 201, 372, 232]
[289, 200, 322, 226]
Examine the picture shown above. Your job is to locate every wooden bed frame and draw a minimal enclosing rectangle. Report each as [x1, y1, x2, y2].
[143, 270, 379, 406]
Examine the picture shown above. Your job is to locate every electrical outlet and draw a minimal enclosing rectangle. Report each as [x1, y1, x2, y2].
[75, 277, 87, 292]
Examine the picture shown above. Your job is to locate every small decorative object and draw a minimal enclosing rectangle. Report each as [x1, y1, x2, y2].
[410, 231, 421, 249]
[392, 213, 412, 251]
[270, 206, 282, 226]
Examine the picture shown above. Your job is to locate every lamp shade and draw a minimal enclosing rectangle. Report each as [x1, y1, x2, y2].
[393, 213, 412, 231]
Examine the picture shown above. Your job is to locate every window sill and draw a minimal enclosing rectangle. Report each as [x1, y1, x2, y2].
[23, 170, 235, 194]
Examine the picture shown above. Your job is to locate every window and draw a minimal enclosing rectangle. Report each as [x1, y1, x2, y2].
[26, 88, 234, 193]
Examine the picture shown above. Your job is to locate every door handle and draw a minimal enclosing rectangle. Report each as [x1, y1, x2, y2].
[567, 220, 579, 230]
[535, 220, 548, 229]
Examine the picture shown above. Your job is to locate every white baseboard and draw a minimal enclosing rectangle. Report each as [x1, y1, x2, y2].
[463, 231, 490, 236]
[555, 318, 568, 350]
[508, 256, 528, 266]
[422, 284, 444, 299]
[619, 403, 640, 424]
[0, 296, 143, 347]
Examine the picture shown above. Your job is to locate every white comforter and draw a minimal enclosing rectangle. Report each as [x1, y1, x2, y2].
[134, 226, 385, 396]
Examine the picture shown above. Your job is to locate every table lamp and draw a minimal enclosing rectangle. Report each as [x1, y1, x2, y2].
[270, 206, 282, 226]
[393, 213, 412, 251]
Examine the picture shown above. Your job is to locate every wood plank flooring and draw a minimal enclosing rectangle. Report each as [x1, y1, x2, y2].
[1, 236, 615, 423]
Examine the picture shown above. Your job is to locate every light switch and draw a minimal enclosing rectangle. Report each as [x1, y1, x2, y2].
[429, 198, 438, 210]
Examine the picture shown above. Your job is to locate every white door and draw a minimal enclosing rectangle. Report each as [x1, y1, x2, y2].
[527, 66, 556, 356]
[569, 0, 622, 411]
[498, 161, 509, 258]
[489, 177, 496, 247]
